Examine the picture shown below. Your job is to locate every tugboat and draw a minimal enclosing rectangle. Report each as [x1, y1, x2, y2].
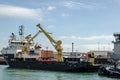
[98, 33, 120, 78]
[1, 24, 100, 72]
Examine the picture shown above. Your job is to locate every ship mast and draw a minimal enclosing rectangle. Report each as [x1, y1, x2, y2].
[19, 25, 24, 41]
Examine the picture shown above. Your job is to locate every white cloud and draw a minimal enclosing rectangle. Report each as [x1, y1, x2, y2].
[63, 1, 97, 9]
[60, 35, 114, 41]
[62, 43, 113, 52]
[0, 4, 42, 20]
[64, 1, 75, 8]
[0, 37, 9, 51]
[60, 35, 114, 52]
[47, 6, 56, 11]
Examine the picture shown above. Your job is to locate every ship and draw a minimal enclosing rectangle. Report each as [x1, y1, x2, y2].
[1, 24, 100, 72]
[98, 33, 120, 78]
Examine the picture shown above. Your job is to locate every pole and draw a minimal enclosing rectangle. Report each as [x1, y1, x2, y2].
[72, 42, 74, 54]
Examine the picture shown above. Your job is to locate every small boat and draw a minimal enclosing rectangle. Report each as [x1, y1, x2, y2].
[0, 54, 7, 65]
[98, 65, 120, 78]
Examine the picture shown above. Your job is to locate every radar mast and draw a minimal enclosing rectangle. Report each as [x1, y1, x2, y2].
[19, 25, 24, 40]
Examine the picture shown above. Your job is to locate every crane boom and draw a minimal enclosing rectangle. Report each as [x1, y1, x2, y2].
[22, 31, 40, 54]
[37, 24, 56, 43]
[36, 24, 63, 62]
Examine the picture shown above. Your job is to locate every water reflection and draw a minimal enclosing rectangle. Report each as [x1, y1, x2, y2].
[0, 65, 117, 80]
[55, 72, 63, 80]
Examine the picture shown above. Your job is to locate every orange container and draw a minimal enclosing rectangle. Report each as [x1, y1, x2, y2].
[41, 50, 54, 58]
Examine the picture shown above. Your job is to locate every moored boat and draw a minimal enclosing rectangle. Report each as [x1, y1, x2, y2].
[0, 54, 6, 65]
[98, 66, 120, 78]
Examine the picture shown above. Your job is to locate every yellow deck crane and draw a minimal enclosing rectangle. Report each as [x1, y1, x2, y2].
[22, 30, 40, 54]
[87, 51, 95, 64]
[36, 24, 63, 62]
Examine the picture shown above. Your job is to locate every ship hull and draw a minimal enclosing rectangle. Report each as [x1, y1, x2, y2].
[3, 54, 100, 72]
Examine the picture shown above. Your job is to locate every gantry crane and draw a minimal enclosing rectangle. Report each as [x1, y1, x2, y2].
[22, 31, 40, 54]
[36, 24, 63, 62]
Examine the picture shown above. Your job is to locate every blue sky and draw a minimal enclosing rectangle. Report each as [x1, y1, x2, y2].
[0, 0, 120, 52]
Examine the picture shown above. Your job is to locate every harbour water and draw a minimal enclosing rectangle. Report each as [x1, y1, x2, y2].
[0, 65, 118, 80]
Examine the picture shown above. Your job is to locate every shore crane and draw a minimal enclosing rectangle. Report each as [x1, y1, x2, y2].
[36, 24, 63, 62]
